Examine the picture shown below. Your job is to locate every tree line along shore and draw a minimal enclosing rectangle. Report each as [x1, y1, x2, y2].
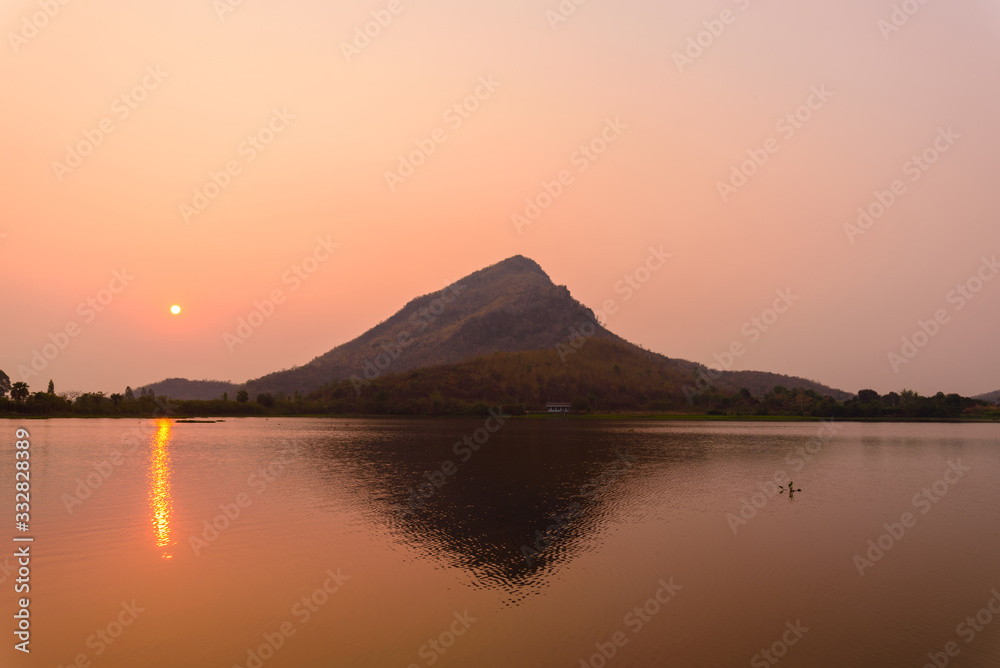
[1, 372, 996, 421]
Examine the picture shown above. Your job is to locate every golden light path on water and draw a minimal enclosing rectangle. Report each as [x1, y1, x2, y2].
[149, 419, 174, 558]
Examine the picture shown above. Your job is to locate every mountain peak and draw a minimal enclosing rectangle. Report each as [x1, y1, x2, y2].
[464, 254, 553, 286]
[492, 254, 549, 276]
[244, 255, 605, 395]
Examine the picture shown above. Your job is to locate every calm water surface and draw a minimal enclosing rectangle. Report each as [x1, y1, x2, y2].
[3, 418, 999, 667]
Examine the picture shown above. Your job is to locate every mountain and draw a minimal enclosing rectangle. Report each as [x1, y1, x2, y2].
[716, 370, 851, 400]
[140, 378, 239, 400]
[242, 255, 849, 401]
[973, 389, 1000, 404]
[142, 255, 851, 404]
[244, 255, 627, 397]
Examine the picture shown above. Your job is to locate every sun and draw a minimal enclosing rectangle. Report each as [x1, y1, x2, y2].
[170, 305, 181, 315]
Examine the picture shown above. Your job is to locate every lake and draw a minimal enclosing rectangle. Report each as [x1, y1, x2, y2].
[4, 418, 999, 667]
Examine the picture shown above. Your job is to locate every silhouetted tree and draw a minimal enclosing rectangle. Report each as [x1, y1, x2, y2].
[110, 393, 123, 406]
[125, 386, 135, 400]
[858, 389, 879, 403]
[0, 370, 10, 398]
[256, 393, 275, 408]
[236, 390, 249, 403]
[222, 392, 229, 401]
[47, 379, 55, 395]
[11, 382, 29, 403]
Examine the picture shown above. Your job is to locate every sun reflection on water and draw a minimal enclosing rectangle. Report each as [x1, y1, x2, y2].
[149, 419, 174, 558]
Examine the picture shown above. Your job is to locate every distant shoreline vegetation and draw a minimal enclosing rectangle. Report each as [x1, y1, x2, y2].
[0, 374, 996, 421]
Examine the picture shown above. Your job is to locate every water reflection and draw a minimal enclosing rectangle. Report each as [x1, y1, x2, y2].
[308, 421, 667, 598]
[149, 419, 174, 558]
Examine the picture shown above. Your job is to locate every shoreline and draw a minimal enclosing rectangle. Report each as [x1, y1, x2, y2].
[3, 413, 998, 424]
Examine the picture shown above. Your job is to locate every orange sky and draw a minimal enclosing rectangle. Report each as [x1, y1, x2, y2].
[2, 0, 999, 396]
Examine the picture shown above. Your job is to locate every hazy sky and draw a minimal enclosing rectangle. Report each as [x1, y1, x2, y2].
[3, 0, 998, 397]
